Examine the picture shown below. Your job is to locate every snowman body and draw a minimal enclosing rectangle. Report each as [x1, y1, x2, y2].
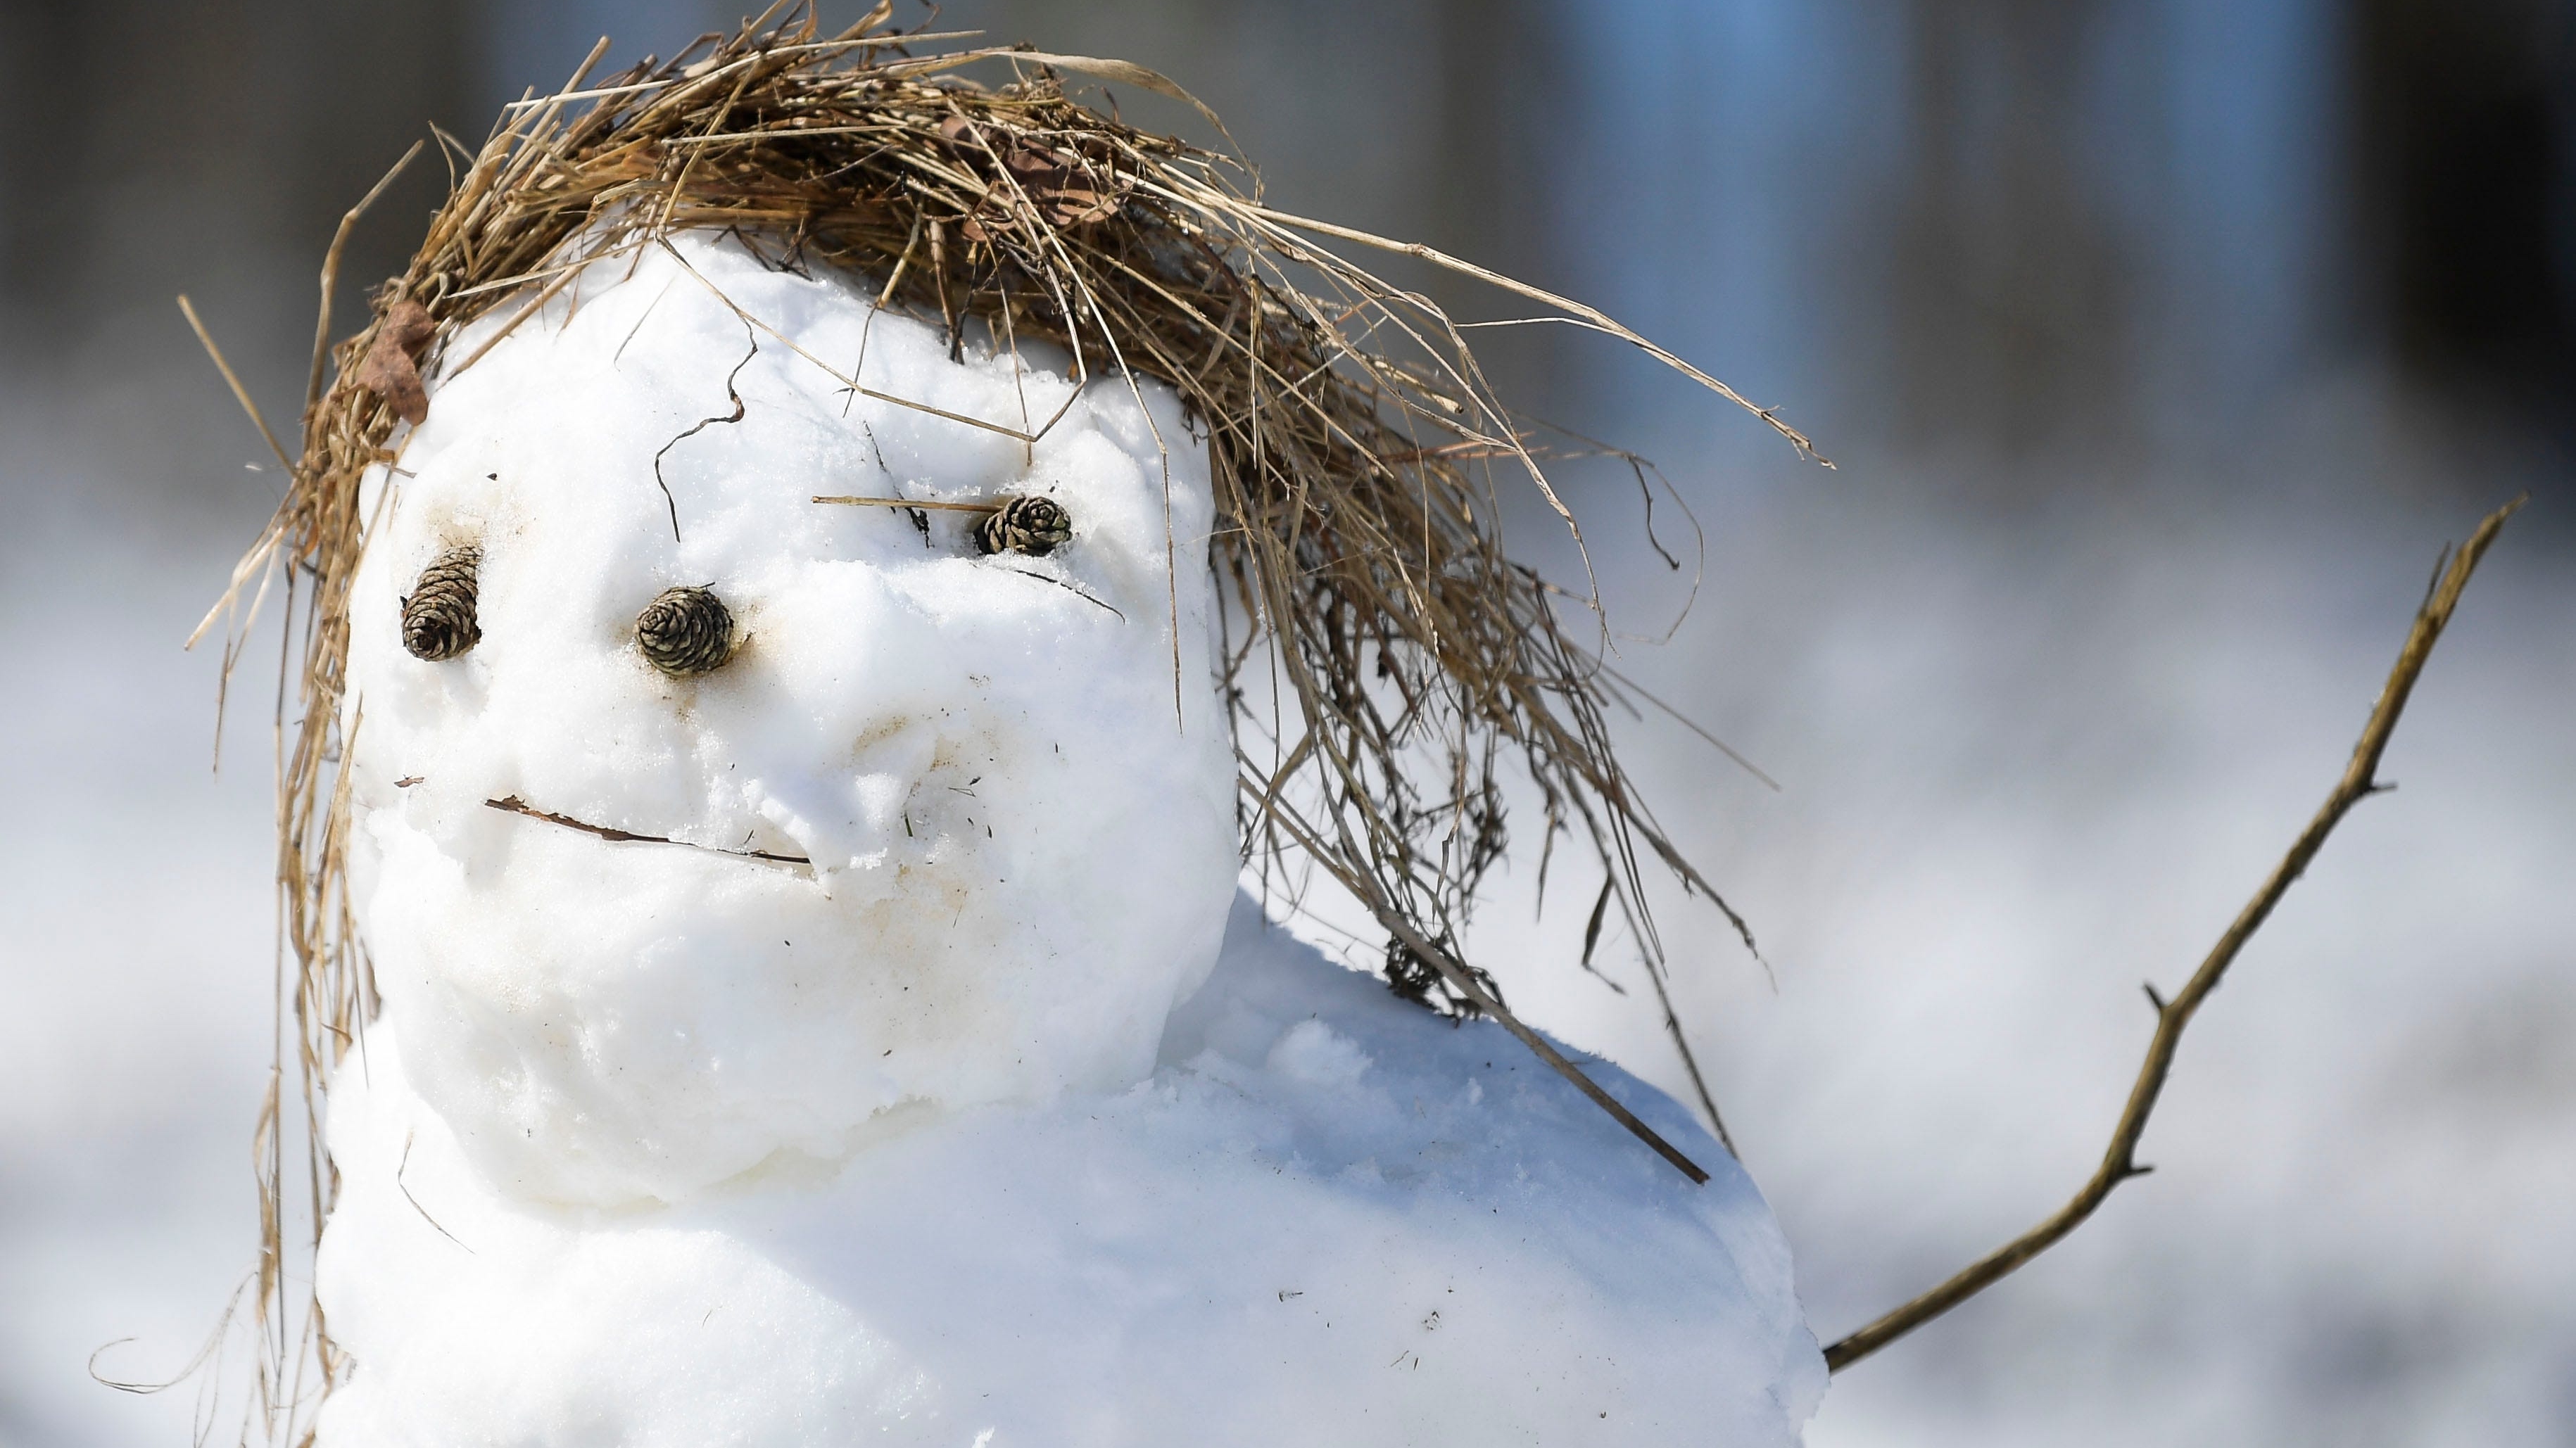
[314, 231, 1824, 1444]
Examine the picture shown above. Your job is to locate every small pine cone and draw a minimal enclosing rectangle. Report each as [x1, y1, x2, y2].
[976, 495, 1073, 557]
[400, 546, 482, 661]
[636, 586, 735, 677]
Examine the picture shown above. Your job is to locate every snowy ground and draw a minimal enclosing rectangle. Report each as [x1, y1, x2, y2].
[1, 412, 2568, 1444]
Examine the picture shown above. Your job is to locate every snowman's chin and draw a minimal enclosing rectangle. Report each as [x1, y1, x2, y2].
[358, 782, 1235, 1208]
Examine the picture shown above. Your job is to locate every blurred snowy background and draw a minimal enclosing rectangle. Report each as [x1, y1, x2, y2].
[0, 1, 2567, 1444]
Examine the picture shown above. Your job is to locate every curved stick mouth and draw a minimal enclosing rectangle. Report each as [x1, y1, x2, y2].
[484, 794, 814, 872]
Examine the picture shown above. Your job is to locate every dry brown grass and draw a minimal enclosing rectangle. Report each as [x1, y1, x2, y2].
[201, 4, 1820, 1434]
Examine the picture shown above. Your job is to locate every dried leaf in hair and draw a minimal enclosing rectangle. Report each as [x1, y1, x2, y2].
[356, 299, 435, 424]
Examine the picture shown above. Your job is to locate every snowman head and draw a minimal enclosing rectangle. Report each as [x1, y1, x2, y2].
[342, 231, 1238, 1207]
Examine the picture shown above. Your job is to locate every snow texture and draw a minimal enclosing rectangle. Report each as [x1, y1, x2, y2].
[316, 229, 1821, 1443]
[315, 896, 1824, 1446]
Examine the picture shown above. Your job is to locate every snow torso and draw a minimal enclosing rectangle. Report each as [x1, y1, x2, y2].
[315, 898, 1824, 1446]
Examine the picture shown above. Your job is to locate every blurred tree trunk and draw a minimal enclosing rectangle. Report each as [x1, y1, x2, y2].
[1875, 0, 2139, 478]
[1429, 0, 1577, 414]
[2351, 0, 2575, 427]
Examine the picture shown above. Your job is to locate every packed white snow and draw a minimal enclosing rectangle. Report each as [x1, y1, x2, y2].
[317, 229, 1824, 1442]
[317, 896, 1824, 1445]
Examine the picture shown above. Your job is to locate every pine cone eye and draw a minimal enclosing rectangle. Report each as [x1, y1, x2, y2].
[976, 495, 1073, 557]
[400, 545, 483, 661]
[636, 585, 735, 677]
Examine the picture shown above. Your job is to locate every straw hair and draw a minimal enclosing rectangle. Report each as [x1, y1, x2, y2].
[206, 5, 1817, 1432]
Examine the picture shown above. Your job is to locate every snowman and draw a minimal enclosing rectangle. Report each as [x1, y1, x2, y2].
[209, 22, 1828, 1444]
[293, 230, 1821, 1445]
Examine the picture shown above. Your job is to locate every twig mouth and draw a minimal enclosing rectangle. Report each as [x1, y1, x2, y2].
[484, 794, 814, 872]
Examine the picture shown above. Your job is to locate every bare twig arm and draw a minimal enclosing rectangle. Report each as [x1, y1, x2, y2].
[1820, 497, 2525, 1375]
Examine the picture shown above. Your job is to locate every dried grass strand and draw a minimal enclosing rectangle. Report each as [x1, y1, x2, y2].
[308, 141, 426, 412]
[177, 296, 293, 471]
